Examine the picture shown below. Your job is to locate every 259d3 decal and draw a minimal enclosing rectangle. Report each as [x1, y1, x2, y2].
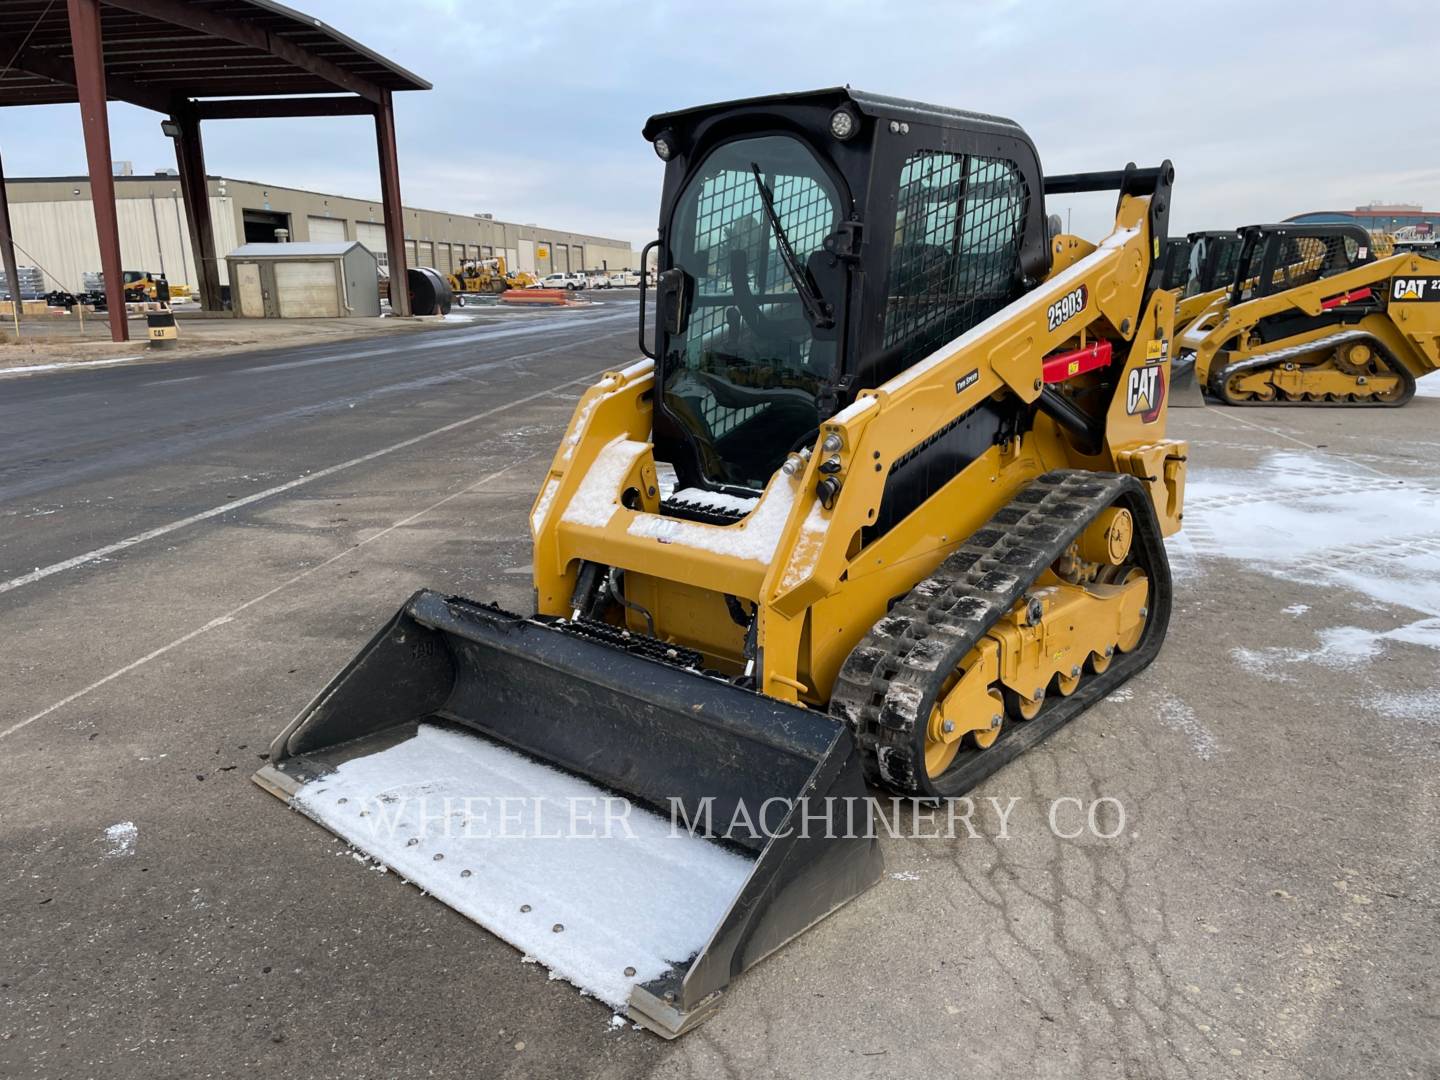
[1047, 284, 1088, 332]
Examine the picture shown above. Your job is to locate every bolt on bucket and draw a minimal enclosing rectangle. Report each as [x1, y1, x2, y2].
[254, 590, 883, 1037]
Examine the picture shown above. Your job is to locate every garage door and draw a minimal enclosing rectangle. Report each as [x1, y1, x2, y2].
[418, 241, 435, 269]
[436, 243, 452, 274]
[553, 245, 569, 273]
[518, 239, 535, 273]
[356, 221, 387, 253]
[274, 261, 340, 317]
[234, 261, 263, 318]
[571, 246, 584, 273]
[308, 216, 346, 243]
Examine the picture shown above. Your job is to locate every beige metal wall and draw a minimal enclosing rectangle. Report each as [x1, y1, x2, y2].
[2, 174, 636, 295]
[7, 194, 237, 293]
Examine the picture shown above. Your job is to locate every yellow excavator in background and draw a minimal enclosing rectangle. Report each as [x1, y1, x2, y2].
[256, 88, 1188, 1037]
[1174, 222, 1440, 405]
[447, 256, 538, 294]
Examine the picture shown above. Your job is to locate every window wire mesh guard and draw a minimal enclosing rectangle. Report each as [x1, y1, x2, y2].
[686, 168, 833, 441]
[883, 152, 1027, 365]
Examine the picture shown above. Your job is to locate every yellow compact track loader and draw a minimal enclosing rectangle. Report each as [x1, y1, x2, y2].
[1171, 230, 1243, 330]
[255, 88, 1188, 1037]
[1175, 222, 1440, 405]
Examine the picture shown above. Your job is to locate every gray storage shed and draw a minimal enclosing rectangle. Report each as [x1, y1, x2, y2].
[226, 241, 380, 318]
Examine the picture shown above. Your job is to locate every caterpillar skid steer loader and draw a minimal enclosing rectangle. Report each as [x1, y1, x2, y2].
[255, 88, 1188, 1037]
[1174, 222, 1440, 405]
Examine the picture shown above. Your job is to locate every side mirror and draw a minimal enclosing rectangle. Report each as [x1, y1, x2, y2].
[657, 267, 693, 337]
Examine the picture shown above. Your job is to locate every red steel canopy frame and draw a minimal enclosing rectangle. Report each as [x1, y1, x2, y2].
[0, 0, 430, 338]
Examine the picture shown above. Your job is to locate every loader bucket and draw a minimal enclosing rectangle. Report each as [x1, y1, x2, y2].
[254, 590, 882, 1037]
[1169, 350, 1207, 407]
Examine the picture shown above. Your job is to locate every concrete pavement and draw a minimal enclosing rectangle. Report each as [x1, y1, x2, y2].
[1, 316, 1436, 1079]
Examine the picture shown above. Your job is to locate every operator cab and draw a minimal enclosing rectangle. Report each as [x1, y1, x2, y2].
[640, 88, 1049, 497]
[1231, 223, 1375, 303]
[1184, 230, 1242, 296]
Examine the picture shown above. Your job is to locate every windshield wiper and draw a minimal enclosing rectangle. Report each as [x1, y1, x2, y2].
[749, 164, 833, 330]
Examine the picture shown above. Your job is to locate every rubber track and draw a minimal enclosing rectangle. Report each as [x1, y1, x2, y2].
[830, 470, 1173, 800]
[1209, 330, 1417, 407]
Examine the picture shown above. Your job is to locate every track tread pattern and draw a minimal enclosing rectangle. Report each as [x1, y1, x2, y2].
[831, 470, 1170, 799]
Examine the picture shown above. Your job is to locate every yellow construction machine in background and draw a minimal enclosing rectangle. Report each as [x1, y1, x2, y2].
[1174, 222, 1440, 405]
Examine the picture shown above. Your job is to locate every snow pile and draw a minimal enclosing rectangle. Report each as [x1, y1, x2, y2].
[530, 476, 561, 535]
[103, 821, 137, 858]
[561, 438, 649, 529]
[628, 475, 801, 564]
[779, 502, 831, 590]
[292, 724, 754, 1010]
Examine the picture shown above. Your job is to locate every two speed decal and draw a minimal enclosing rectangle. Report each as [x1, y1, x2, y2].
[1047, 284, 1088, 332]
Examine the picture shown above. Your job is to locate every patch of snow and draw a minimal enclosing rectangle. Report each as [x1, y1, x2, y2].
[1366, 689, 1440, 723]
[654, 461, 678, 500]
[779, 502, 831, 590]
[1183, 451, 1440, 619]
[0, 355, 144, 378]
[103, 821, 137, 858]
[561, 438, 649, 529]
[888, 870, 921, 882]
[292, 725, 753, 1010]
[616, 357, 655, 380]
[1155, 697, 1219, 761]
[1230, 618, 1440, 684]
[1414, 377, 1440, 398]
[628, 474, 802, 564]
[1282, 603, 1310, 616]
[530, 476, 561, 535]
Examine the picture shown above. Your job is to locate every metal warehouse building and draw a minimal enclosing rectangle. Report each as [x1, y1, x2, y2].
[3, 172, 636, 296]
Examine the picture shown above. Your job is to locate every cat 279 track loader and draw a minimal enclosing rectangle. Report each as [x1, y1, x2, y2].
[1173, 230, 1243, 328]
[1174, 222, 1440, 405]
[254, 88, 1188, 1037]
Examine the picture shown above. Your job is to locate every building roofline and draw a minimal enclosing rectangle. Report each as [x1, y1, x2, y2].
[2, 173, 633, 248]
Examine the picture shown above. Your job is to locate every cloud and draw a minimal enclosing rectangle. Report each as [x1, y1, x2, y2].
[0, 0, 1431, 246]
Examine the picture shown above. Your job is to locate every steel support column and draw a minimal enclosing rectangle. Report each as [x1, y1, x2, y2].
[171, 107, 222, 311]
[374, 89, 410, 316]
[66, 0, 128, 340]
[0, 147, 23, 326]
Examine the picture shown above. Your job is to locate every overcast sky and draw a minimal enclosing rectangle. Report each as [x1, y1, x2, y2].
[2, 0, 1435, 246]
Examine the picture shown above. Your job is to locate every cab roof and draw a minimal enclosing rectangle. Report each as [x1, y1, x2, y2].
[642, 86, 1027, 141]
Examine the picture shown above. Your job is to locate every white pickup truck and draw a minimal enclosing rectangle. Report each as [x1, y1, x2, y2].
[533, 271, 587, 290]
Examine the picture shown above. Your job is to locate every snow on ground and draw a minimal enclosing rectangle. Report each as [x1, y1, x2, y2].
[102, 821, 137, 857]
[1155, 696, 1220, 760]
[1173, 448, 1440, 732]
[291, 724, 753, 1010]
